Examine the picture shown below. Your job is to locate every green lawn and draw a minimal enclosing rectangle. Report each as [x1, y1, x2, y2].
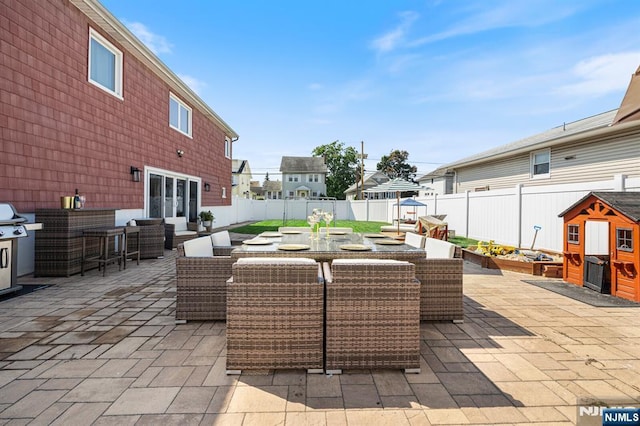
[448, 235, 478, 248]
[228, 219, 389, 234]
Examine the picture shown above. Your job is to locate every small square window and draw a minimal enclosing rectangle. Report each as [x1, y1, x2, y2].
[88, 29, 123, 98]
[617, 228, 633, 252]
[567, 224, 579, 244]
[169, 93, 192, 137]
[531, 149, 550, 178]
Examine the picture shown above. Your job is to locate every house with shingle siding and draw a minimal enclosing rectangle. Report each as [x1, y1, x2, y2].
[280, 156, 327, 199]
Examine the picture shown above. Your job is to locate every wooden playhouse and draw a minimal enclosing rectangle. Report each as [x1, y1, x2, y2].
[559, 192, 640, 302]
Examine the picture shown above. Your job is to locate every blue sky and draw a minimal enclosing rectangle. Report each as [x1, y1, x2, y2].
[101, 0, 640, 182]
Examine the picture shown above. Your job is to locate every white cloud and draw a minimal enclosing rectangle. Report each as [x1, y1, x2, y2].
[178, 74, 207, 95]
[123, 20, 172, 55]
[370, 11, 419, 54]
[555, 52, 640, 97]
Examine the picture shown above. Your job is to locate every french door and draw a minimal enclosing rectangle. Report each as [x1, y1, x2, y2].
[148, 171, 199, 221]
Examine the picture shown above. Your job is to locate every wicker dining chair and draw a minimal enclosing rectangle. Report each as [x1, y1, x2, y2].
[324, 258, 420, 374]
[226, 257, 324, 374]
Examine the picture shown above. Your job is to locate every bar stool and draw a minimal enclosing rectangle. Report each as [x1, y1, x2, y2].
[81, 226, 125, 276]
[124, 226, 140, 269]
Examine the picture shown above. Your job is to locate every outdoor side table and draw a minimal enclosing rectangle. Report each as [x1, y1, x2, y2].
[81, 226, 125, 276]
[124, 226, 140, 269]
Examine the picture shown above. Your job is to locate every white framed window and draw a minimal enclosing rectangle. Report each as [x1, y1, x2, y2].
[88, 28, 123, 98]
[288, 175, 299, 182]
[617, 228, 633, 252]
[568, 224, 579, 244]
[224, 138, 231, 158]
[531, 149, 550, 178]
[222, 187, 227, 198]
[169, 93, 192, 137]
[308, 174, 320, 183]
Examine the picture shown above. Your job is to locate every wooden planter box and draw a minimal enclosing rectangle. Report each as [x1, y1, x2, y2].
[462, 249, 562, 276]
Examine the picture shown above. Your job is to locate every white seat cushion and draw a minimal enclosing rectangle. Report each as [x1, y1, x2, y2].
[332, 259, 409, 265]
[237, 257, 316, 265]
[210, 231, 232, 246]
[182, 236, 214, 257]
[165, 217, 188, 232]
[424, 237, 456, 259]
[404, 232, 425, 249]
[175, 230, 197, 237]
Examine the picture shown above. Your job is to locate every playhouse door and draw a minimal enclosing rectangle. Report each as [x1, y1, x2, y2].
[583, 221, 610, 293]
[611, 227, 638, 302]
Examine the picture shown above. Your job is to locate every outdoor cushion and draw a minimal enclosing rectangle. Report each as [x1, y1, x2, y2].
[404, 232, 425, 249]
[165, 217, 188, 232]
[236, 257, 316, 265]
[210, 230, 232, 246]
[182, 236, 214, 257]
[424, 237, 456, 259]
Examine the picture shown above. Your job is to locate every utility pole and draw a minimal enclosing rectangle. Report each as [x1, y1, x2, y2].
[360, 141, 367, 200]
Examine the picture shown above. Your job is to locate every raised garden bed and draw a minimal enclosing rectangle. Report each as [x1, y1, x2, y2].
[462, 248, 563, 276]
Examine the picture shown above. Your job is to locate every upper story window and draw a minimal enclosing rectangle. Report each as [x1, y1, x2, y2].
[225, 138, 231, 159]
[169, 93, 192, 137]
[88, 29, 123, 98]
[531, 149, 550, 179]
[617, 228, 633, 252]
[567, 224, 579, 244]
[308, 174, 320, 183]
[288, 175, 299, 182]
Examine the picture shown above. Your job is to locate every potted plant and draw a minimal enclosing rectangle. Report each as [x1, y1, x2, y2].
[199, 210, 214, 231]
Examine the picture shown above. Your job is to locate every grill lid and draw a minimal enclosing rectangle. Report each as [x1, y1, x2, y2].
[0, 203, 27, 225]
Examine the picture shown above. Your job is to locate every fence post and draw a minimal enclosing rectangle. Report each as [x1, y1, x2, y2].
[516, 184, 522, 249]
[613, 174, 627, 191]
[465, 190, 470, 238]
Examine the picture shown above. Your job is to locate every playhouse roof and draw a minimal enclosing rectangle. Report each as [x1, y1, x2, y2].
[558, 191, 640, 222]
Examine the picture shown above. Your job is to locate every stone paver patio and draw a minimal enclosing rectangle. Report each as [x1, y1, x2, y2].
[1, 249, 639, 425]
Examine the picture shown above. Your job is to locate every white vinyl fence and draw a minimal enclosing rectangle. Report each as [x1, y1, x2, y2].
[226, 174, 640, 253]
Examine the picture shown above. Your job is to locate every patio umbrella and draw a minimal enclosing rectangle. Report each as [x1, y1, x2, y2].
[395, 198, 427, 222]
[364, 178, 425, 234]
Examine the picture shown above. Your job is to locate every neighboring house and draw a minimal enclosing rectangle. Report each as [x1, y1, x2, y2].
[417, 167, 454, 195]
[232, 160, 252, 198]
[249, 181, 263, 199]
[344, 171, 390, 200]
[422, 65, 640, 194]
[263, 180, 282, 200]
[280, 157, 327, 199]
[1, 0, 238, 223]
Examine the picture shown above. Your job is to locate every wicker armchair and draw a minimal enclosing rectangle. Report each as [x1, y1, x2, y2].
[414, 258, 464, 322]
[175, 238, 234, 322]
[164, 217, 198, 249]
[324, 259, 420, 374]
[129, 218, 165, 259]
[226, 257, 324, 374]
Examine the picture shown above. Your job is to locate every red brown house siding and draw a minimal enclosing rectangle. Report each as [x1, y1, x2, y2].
[0, 0, 238, 214]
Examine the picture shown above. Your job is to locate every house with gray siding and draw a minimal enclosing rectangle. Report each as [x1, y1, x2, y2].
[280, 156, 327, 199]
[423, 65, 640, 194]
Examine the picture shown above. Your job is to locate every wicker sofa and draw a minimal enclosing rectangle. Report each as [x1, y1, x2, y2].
[175, 236, 235, 322]
[165, 217, 199, 249]
[226, 257, 324, 373]
[323, 259, 420, 373]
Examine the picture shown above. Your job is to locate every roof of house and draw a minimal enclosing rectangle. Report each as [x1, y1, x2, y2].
[232, 159, 248, 174]
[441, 109, 618, 170]
[344, 171, 389, 193]
[70, 0, 238, 140]
[280, 156, 327, 173]
[558, 191, 640, 222]
[263, 180, 282, 191]
[417, 166, 453, 181]
[613, 65, 640, 125]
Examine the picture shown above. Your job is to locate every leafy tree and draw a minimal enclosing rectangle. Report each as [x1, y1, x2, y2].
[312, 140, 358, 199]
[264, 172, 270, 182]
[377, 149, 417, 181]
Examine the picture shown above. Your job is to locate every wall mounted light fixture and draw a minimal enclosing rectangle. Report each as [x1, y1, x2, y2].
[204, 182, 211, 192]
[130, 166, 141, 182]
[177, 149, 184, 157]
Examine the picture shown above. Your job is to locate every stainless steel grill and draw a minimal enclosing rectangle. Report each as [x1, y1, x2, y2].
[0, 203, 36, 296]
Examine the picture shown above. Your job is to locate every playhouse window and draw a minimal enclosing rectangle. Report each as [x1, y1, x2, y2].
[567, 224, 579, 244]
[616, 228, 633, 252]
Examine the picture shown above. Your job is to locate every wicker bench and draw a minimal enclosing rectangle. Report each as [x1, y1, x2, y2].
[165, 217, 198, 249]
[323, 259, 420, 374]
[226, 257, 324, 374]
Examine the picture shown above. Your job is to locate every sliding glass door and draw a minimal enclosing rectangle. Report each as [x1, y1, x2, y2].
[148, 171, 199, 220]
